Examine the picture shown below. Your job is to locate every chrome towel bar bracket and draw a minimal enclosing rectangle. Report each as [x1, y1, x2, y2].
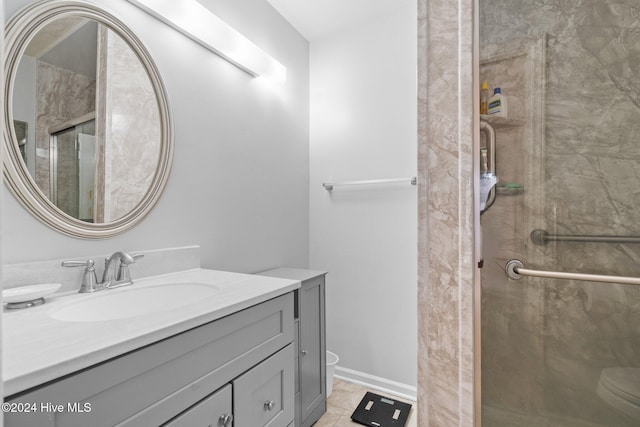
[505, 259, 640, 285]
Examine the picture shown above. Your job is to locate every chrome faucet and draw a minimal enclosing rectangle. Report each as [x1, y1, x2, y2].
[103, 251, 136, 289]
[63, 251, 144, 293]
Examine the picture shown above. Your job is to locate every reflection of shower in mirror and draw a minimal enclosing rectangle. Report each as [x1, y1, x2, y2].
[11, 16, 161, 224]
[49, 116, 96, 222]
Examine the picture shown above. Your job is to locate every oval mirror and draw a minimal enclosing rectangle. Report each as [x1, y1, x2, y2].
[3, 0, 173, 238]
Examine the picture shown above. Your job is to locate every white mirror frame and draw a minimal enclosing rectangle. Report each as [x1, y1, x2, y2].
[3, 0, 173, 239]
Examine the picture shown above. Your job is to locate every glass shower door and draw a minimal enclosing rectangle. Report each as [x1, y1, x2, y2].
[50, 119, 96, 222]
[479, 1, 640, 426]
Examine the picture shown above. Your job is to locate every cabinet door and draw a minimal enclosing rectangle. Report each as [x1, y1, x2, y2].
[294, 319, 301, 427]
[163, 384, 232, 427]
[233, 344, 294, 427]
[299, 276, 326, 422]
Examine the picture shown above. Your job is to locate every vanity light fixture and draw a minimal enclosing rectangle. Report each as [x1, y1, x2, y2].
[127, 0, 287, 83]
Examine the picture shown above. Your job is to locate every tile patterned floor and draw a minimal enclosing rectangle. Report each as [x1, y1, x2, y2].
[315, 379, 417, 427]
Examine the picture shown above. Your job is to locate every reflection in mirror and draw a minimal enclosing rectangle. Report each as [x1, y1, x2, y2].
[12, 17, 161, 223]
[50, 117, 96, 221]
[13, 120, 27, 163]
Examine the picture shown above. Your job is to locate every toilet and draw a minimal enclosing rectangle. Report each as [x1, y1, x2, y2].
[597, 367, 640, 421]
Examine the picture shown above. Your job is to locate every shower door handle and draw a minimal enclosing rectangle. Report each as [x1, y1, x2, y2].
[480, 120, 497, 213]
[505, 259, 640, 285]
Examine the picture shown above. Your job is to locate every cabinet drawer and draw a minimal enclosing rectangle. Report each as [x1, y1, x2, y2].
[163, 384, 232, 427]
[233, 344, 294, 427]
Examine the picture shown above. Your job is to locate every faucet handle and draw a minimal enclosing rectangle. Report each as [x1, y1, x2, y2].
[62, 259, 101, 293]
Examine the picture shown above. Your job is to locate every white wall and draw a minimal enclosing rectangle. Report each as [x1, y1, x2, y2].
[309, 2, 417, 391]
[3, 0, 310, 274]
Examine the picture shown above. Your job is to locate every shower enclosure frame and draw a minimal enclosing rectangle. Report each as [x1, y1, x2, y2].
[47, 112, 96, 222]
[473, 2, 482, 427]
[417, 0, 477, 425]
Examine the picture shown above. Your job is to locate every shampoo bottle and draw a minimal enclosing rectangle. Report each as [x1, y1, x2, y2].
[480, 82, 489, 115]
[487, 87, 508, 117]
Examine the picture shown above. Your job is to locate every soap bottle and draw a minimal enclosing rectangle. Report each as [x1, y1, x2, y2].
[487, 87, 507, 117]
[480, 148, 488, 173]
[480, 82, 489, 115]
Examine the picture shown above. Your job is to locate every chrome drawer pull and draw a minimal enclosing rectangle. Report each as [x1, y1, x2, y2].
[264, 400, 275, 411]
[219, 413, 233, 426]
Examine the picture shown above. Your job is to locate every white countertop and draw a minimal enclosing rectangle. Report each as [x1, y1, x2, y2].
[2, 268, 300, 397]
[257, 267, 327, 282]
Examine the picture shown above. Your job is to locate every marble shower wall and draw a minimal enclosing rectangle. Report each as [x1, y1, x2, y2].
[480, 0, 640, 425]
[418, 0, 475, 425]
[35, 61, 96, 198]
[97, 27, 160, 222]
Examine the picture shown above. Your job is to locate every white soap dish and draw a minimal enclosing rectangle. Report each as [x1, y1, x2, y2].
[3, 283, 61, 309]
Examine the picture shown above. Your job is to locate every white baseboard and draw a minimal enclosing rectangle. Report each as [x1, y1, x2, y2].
[333, 366, 417, 401]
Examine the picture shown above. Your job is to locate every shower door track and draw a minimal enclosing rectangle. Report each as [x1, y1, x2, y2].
[505, 259, 640, 285]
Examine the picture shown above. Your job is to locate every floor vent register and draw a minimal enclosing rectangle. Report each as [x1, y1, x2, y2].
[351, 392, 412, 427]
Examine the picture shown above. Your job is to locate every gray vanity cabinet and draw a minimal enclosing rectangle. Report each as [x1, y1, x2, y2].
[4, 293, 295, 427]
[258, 269, 327, 427]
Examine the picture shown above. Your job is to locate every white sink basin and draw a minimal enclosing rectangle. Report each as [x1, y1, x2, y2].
[49, 283, 220, 322]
